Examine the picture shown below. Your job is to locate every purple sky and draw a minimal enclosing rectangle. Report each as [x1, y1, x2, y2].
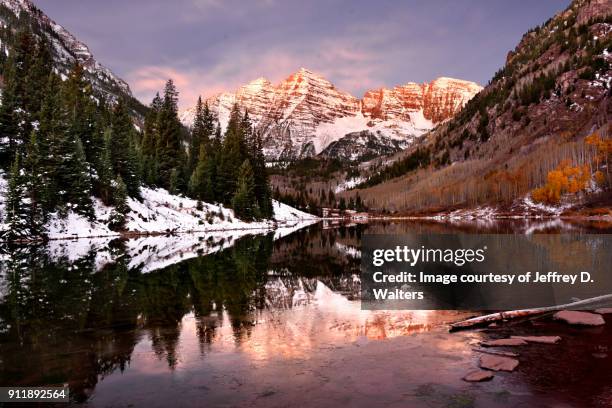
[36, 0, 570, 110]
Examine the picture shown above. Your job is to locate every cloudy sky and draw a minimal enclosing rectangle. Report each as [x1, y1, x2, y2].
[37, 0, 569, 110]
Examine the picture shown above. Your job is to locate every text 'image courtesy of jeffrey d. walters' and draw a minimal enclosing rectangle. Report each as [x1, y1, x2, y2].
[360, 234, 612, 310]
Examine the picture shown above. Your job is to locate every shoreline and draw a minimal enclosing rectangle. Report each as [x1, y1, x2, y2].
[3, 212, 610, 244]
[2, 218, 321, 244]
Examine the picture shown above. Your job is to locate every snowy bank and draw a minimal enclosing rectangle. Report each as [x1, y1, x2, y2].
[0, 182, 318, 241]
[46, 218, 319, 274]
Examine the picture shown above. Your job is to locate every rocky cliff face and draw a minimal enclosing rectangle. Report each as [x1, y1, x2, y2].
[318, 130, 408, 163]
[0, 0, 135, 106]
[362, 77, 482, 123]
[181, 68, 481, 161]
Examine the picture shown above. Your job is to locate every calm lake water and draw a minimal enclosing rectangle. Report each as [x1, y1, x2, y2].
[0, 219, 611, 407]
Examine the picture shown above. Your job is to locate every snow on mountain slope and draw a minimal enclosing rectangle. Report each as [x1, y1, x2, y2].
[0, 0, 133, 102]
[180, 68, 482, 160]
[319, 130, 409, 163]
[273, 200, 317, 222]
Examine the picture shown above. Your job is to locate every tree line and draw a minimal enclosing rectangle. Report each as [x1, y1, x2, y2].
[0, 27, 272, 241]
[140, 89, 273, 221]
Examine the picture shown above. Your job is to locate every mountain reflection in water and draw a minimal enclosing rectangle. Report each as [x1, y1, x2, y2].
[0, 219, 610, 406]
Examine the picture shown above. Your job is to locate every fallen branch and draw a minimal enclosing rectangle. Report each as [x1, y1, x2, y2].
[450, 293, 612, 331]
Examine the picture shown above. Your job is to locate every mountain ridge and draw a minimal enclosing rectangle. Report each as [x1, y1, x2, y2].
[0, 0, 145, 117]
[180, 68, 482, 160]
[348, 0, 611, 214]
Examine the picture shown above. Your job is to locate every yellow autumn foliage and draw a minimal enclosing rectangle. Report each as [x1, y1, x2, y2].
[585, 133, 612, 158]
[585, 132, 611, 187]
[531, 160, 590, 204]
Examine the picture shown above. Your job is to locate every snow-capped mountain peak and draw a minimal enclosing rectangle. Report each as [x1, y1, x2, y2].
[180, 69, 482, 161]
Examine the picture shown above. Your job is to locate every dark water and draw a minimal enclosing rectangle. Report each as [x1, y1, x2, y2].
[0, 219, 611, 407]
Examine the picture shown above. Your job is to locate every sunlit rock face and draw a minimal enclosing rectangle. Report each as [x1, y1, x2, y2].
[362, 77, 483, 123]
[180, 69, 482, 161]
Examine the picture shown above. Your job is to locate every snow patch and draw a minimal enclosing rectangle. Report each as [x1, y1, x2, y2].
[0, 170, 318, 241]
[334, 176, 365, 193]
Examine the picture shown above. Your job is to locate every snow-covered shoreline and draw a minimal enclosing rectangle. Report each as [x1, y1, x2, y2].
[45, 218, 319, 274]
[1, 182, 319, 242]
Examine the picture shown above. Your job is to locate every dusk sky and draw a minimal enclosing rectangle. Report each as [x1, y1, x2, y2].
[36, 0, 570, 110]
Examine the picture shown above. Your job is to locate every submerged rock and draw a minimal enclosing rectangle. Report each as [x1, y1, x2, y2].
[473, 348, 519, 358]
[553, 311, 605, 326]
[479, 355, 519, 372]
[511, 335, 561, 344]
[594, 308, 612, 315]
[463, 369, 494, 382]
[481, 338, 527, 347]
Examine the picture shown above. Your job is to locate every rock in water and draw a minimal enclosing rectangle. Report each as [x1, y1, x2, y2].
[481, 338, 527, 347]
[594, 308, 612, 315]
[553, 311, 605, 326]
[473, 348, 519, 358]
[479, 355, 520, 372]
[510, 335, 561, 344]
[463, 370, 495, 382]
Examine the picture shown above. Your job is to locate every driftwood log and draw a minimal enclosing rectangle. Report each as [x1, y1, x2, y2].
[450, 293, 612, 331]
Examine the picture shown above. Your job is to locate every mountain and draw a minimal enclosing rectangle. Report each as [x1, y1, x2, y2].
[350, 0, 611, 215]
[180, 68, 482, 160]
[362, 77, 482, 123]
[0, 0, 146, 118]
[318, 130, 407, 163]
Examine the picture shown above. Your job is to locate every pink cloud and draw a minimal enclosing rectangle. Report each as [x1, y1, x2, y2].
[127, 43, 390, 111]
[126, 66, 219, 110]
[127, 52, 300, 110]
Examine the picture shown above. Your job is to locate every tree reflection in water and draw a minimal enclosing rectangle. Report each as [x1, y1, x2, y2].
[0, 234, 275, 401]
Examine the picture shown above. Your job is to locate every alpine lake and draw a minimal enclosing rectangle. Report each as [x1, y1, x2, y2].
[1, 218, 611, 407]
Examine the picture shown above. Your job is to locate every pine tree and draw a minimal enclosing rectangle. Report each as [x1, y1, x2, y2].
[59, 136, 94, 219]
[108, 174, 130, 231]
[141, 93, 162, 185]
[37, 73, 64, 212]
[25, 35, 53, 123]
[218, 104, 247, 203]
[210, 125, 222, 201]
[250, 131, 273, 218]
[24, 131, 45, 237]
[0, 29, 37, 165]
[187, 96, 205, 176]
[142, 93, 162, 157]
[98, 129, 115, 205]
[0, 59, 19, 165]
[4, 154, 29, 240]
[232, 159, 258, 221]
[111, 99, 141, 198]
[169, 167, 180, 195]
[189, 144, 214, 202]
[63, 63, 103, 180]
[157, 79, 186, 191]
